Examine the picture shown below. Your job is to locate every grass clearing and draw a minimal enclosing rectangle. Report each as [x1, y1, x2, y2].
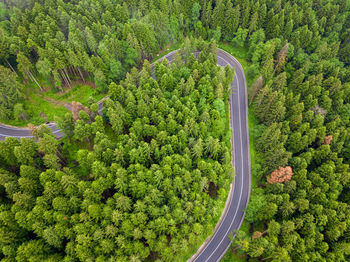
[24, 88, 70, 123]
[218, 42, 259, 88]
[1, 82, 103, 127]
[1, 87, 70, 127]
[46, 84, 105, 106]
[218, 42, 249, 71]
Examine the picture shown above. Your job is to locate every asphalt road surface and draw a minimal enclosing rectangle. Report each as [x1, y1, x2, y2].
[193, 49, 251, 262]
[154, 49, 251, 261]
[0, 49, 251, 262]
[0, 122, 62, 140]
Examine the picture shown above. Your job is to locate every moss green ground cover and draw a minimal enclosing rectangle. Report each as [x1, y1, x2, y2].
[1, 83, 103, 127]
[46, 84, 105, 106]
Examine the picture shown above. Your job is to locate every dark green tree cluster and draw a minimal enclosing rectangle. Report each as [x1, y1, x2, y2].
[0, 65, 24, 120]
[1, 0, 350, 260]
[2, 0, 349, 117]
[0, 40, 235, 261]
[227, 1, 350, 261]
[0, 0, 182, 94]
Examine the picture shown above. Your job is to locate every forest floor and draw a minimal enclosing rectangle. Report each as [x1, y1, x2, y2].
[151, 41, 182, 63]
[2, 42, 180, 128]
[1, 81, 104, 127]
[44, 83, 105, 107]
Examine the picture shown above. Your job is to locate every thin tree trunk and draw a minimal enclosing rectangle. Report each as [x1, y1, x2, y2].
[57, 69, 67, 90]
[232, 245, 241, 251]
[64, 68, 72, 85]
[74, 67, 79, 77]
[72, 66, 78, 77]
[28, 71, 43, 91]
[59, 70, 66, 87]
[56, 148, 67, 165]
[61, 69, 68, 86]
[68, 66, 73, 76]
[73, 66, 79, 77]
[60, 69, 71, 89]
[261, 255, 273, 261]
[68, 66, 75, 77]
[77, 66, 85, 82]
[263, 53, 272, 67]
[6, 59, 18, 76]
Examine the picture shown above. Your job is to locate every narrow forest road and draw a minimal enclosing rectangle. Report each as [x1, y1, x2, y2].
[192, 49, 251, 262]
[0, 49, 251, 262]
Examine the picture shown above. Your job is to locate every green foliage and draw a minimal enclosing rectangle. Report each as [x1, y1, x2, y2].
[0, 0, 349, 261]
[232, 28, 248, 47]
[0, 42, 233, 261]
[237, 0, 350, 260]
[0, 66, 23, 120]
[13, 103, 27, 121]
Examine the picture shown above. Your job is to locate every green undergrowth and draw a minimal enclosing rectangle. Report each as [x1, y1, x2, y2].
[218, 42, 258, 88]
[1, 86, 70, 127]
[0, 118, 29, 127]
[218, 42, 249, 70]
[150, 42, 182, 63]
[247, 108, 259, 189]
[24, 89, 70, 124]
[45, 84, 105, 106]
[61, 123, 118, 168]
[221, 220, 250, 262]
[1, 83, 103, 127]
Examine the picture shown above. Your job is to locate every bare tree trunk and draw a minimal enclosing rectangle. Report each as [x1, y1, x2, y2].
[72, 66, 78, 77]
[6, 59, 18, 76]
[68, 66, 73, 76]
[59, 70, 66, 87]
[73, 66, 80, 77]
[77, 66, 85, 82]
[56, 147, 67, 165]
[274, 43, 289, 75]
[60, 69, 71, 89]
[262, 255, 273, 261]
[74, 67, 79, 77]
[249, 76, 263, 105]
[263, 53, 272, 67]
[28, 71, 43, 91]
[64, 68, 72, 86]
[232, 245, 242, 251]
[58, 69, 67, 88]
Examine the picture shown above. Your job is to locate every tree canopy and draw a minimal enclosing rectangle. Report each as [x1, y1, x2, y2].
[0, 0, 349, 261]
[0, 39, 235, 261]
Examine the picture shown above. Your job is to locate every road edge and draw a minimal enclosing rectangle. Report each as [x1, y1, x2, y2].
[214, 49, 252, 262]
[0, 48, 252, 262]
[188, 93, 236, 262]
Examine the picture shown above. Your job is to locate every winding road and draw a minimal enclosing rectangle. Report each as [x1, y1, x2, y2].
[0, 49, 251, 262]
